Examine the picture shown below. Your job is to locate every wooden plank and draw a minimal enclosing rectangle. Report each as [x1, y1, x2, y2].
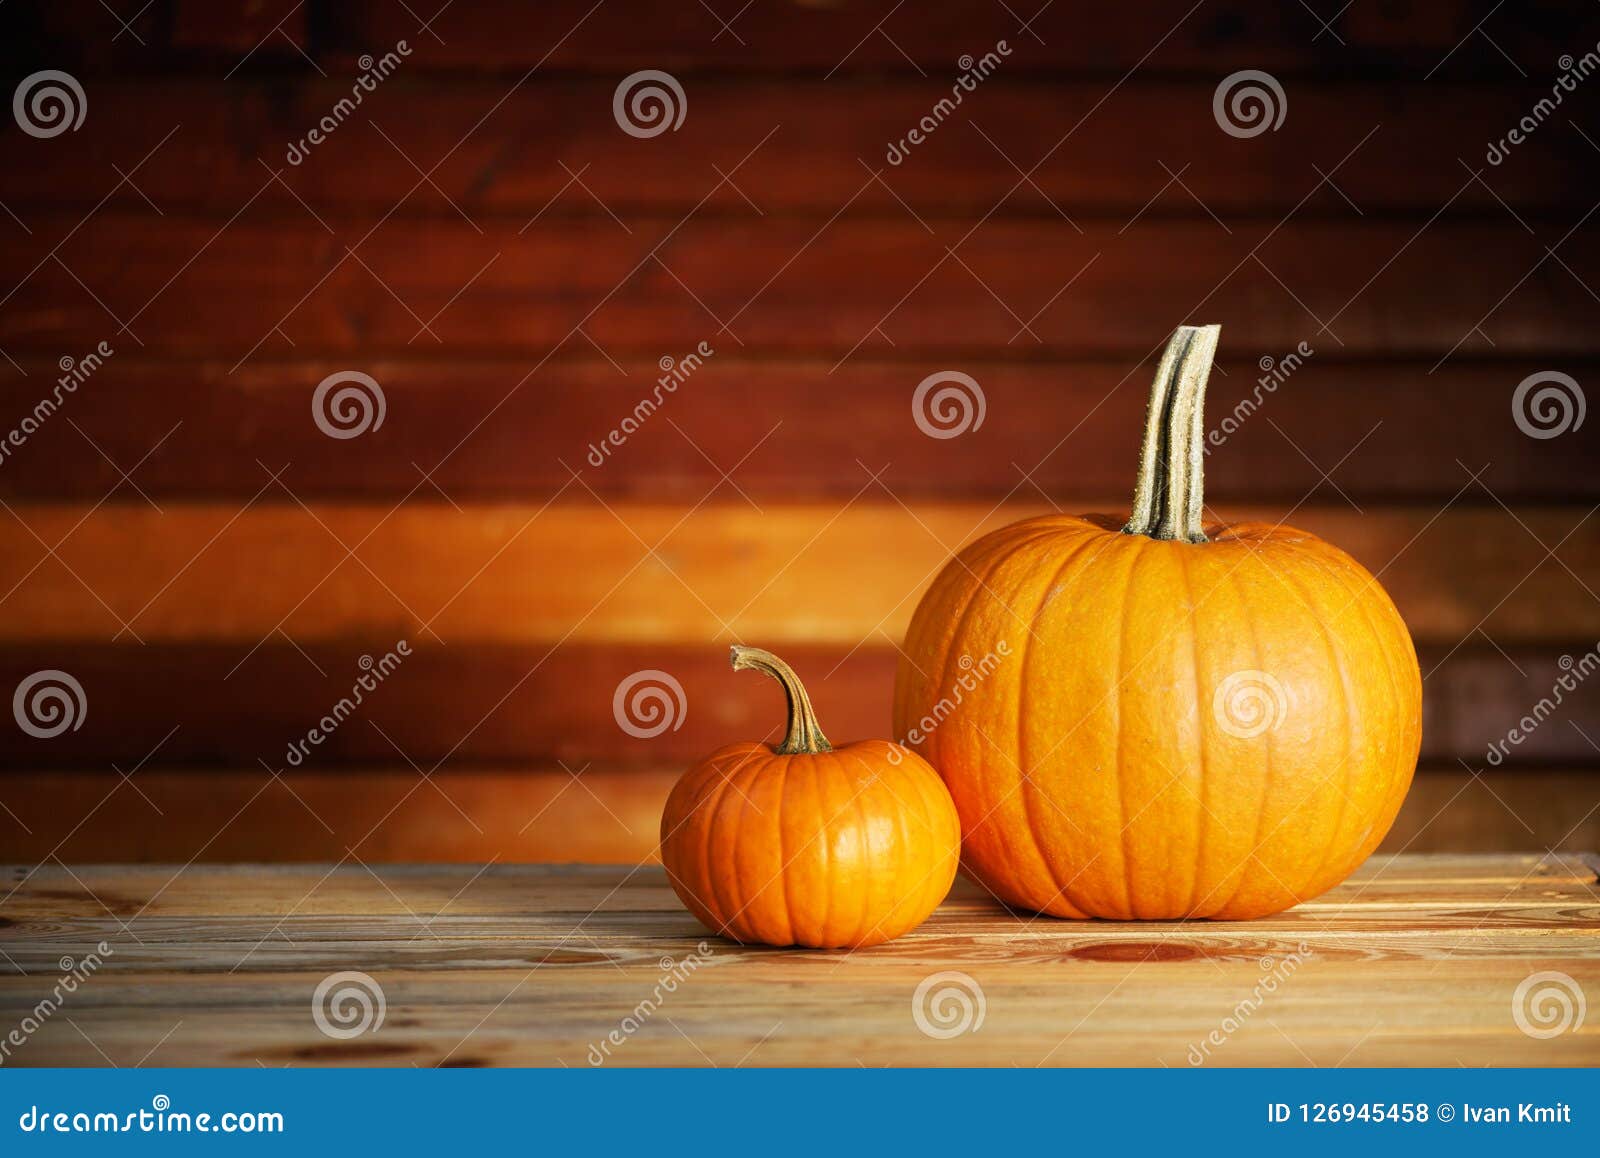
[16, 0, 1574, 80]
[304, 0, 1562, 77]
[2, 980, 1596, 1067]
[0, 642, 1595, 768]
[1, 216, 1593, 358]
[0, 862, 691, 920]
[0, 80, 1585, 215]
[4, 855, 1595, 920]
[0, 767, 1593, 865]
[1390, 770, 1600, 853]
[0, 502, 1594, 644]
[3, 1, 170, 72]
[4, 904, 1599, 973]
[1344, 851, 1598, 884]
[1, 3, 336, 77]
[2, 356, 1594, 503]
[0, 767, 678, 867]
[168, 0, 309, 57]
[3, 979, 1594, 1067]
[1, 856, 1596, 1067]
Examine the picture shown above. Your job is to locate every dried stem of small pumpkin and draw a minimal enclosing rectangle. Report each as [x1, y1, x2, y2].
[729, 645, 833, 755]
[1124, 323, 1221, 545]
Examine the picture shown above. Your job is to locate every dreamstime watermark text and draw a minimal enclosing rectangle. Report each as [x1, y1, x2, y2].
[587, 341, 713, 466]
[17, 1095, 283, 1135]
[893, 643, 1011, 760]
[1, 944, 112, 1066]
[1206, 341, 1312, 452]
[1186, 943, 1313, 1065]
[886, 42, 1011, 165]
[287, 42, 411, 165]
[284, 642, 411, 766]
[1486, 46, 1600, 165]
[586, 944, 714, 1064]
[0, 341, 113, 467]
[1486, 642, 1599, 766]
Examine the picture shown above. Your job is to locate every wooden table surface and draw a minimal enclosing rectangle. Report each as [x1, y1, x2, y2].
[2, 853, 1596, 1067]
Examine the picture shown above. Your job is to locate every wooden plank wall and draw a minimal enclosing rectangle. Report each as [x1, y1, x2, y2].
[1, 0, 1597, 863]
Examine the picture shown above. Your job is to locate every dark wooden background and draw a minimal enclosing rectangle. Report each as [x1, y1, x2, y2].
[1, 0, 1597, 863]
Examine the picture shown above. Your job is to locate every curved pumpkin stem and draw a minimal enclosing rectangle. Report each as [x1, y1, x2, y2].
[729, 645, 833, 755]
[1123, 323, 1221, 545]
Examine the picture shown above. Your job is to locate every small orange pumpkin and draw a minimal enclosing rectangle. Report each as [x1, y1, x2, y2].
[893, 324, 1422, 920]
[661, 646, 961, 948]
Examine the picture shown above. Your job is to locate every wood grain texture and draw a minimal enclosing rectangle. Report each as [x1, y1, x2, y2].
[0, 768, 1593, 865]
[2, 357, 1594, 503]
[5, 854, 1594, 919]
[14, 1, 1579, 79]
[1, 0, 1595, 873]
[1388, 770, 1600, 854]
[1, 502, 1594, 644]
[0, 766, 675, 864]
[302, 1, 1577, 77]
[0, 855, 1595, 1066]
[2, 217, 1593, 358]
[0, 643, 1592, 768]
[15, 1, 1574, 77]
[0, 81, 1582, 215]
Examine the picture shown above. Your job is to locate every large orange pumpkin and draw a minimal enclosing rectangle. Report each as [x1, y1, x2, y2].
[893, 325, 1421, 920]
[662, 646, 961, 948]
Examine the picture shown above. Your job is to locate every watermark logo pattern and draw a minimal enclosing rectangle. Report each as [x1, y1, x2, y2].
[1212, 669, 1288, 739]
[1213, 70, 1287, 138]
[912, 371, 986, 439]
[1511, 970, 1586, 1039]
[312, 971, 387, 1039]
[911, 970, 986, 1039]
[312, 371, 387, 439]
[13, 71, 86, 138]
[613, 70, 687, 138]
[1512, 371, 1585, 439]
[612, 670, 687, 738]
[13, 670, 86, 739]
